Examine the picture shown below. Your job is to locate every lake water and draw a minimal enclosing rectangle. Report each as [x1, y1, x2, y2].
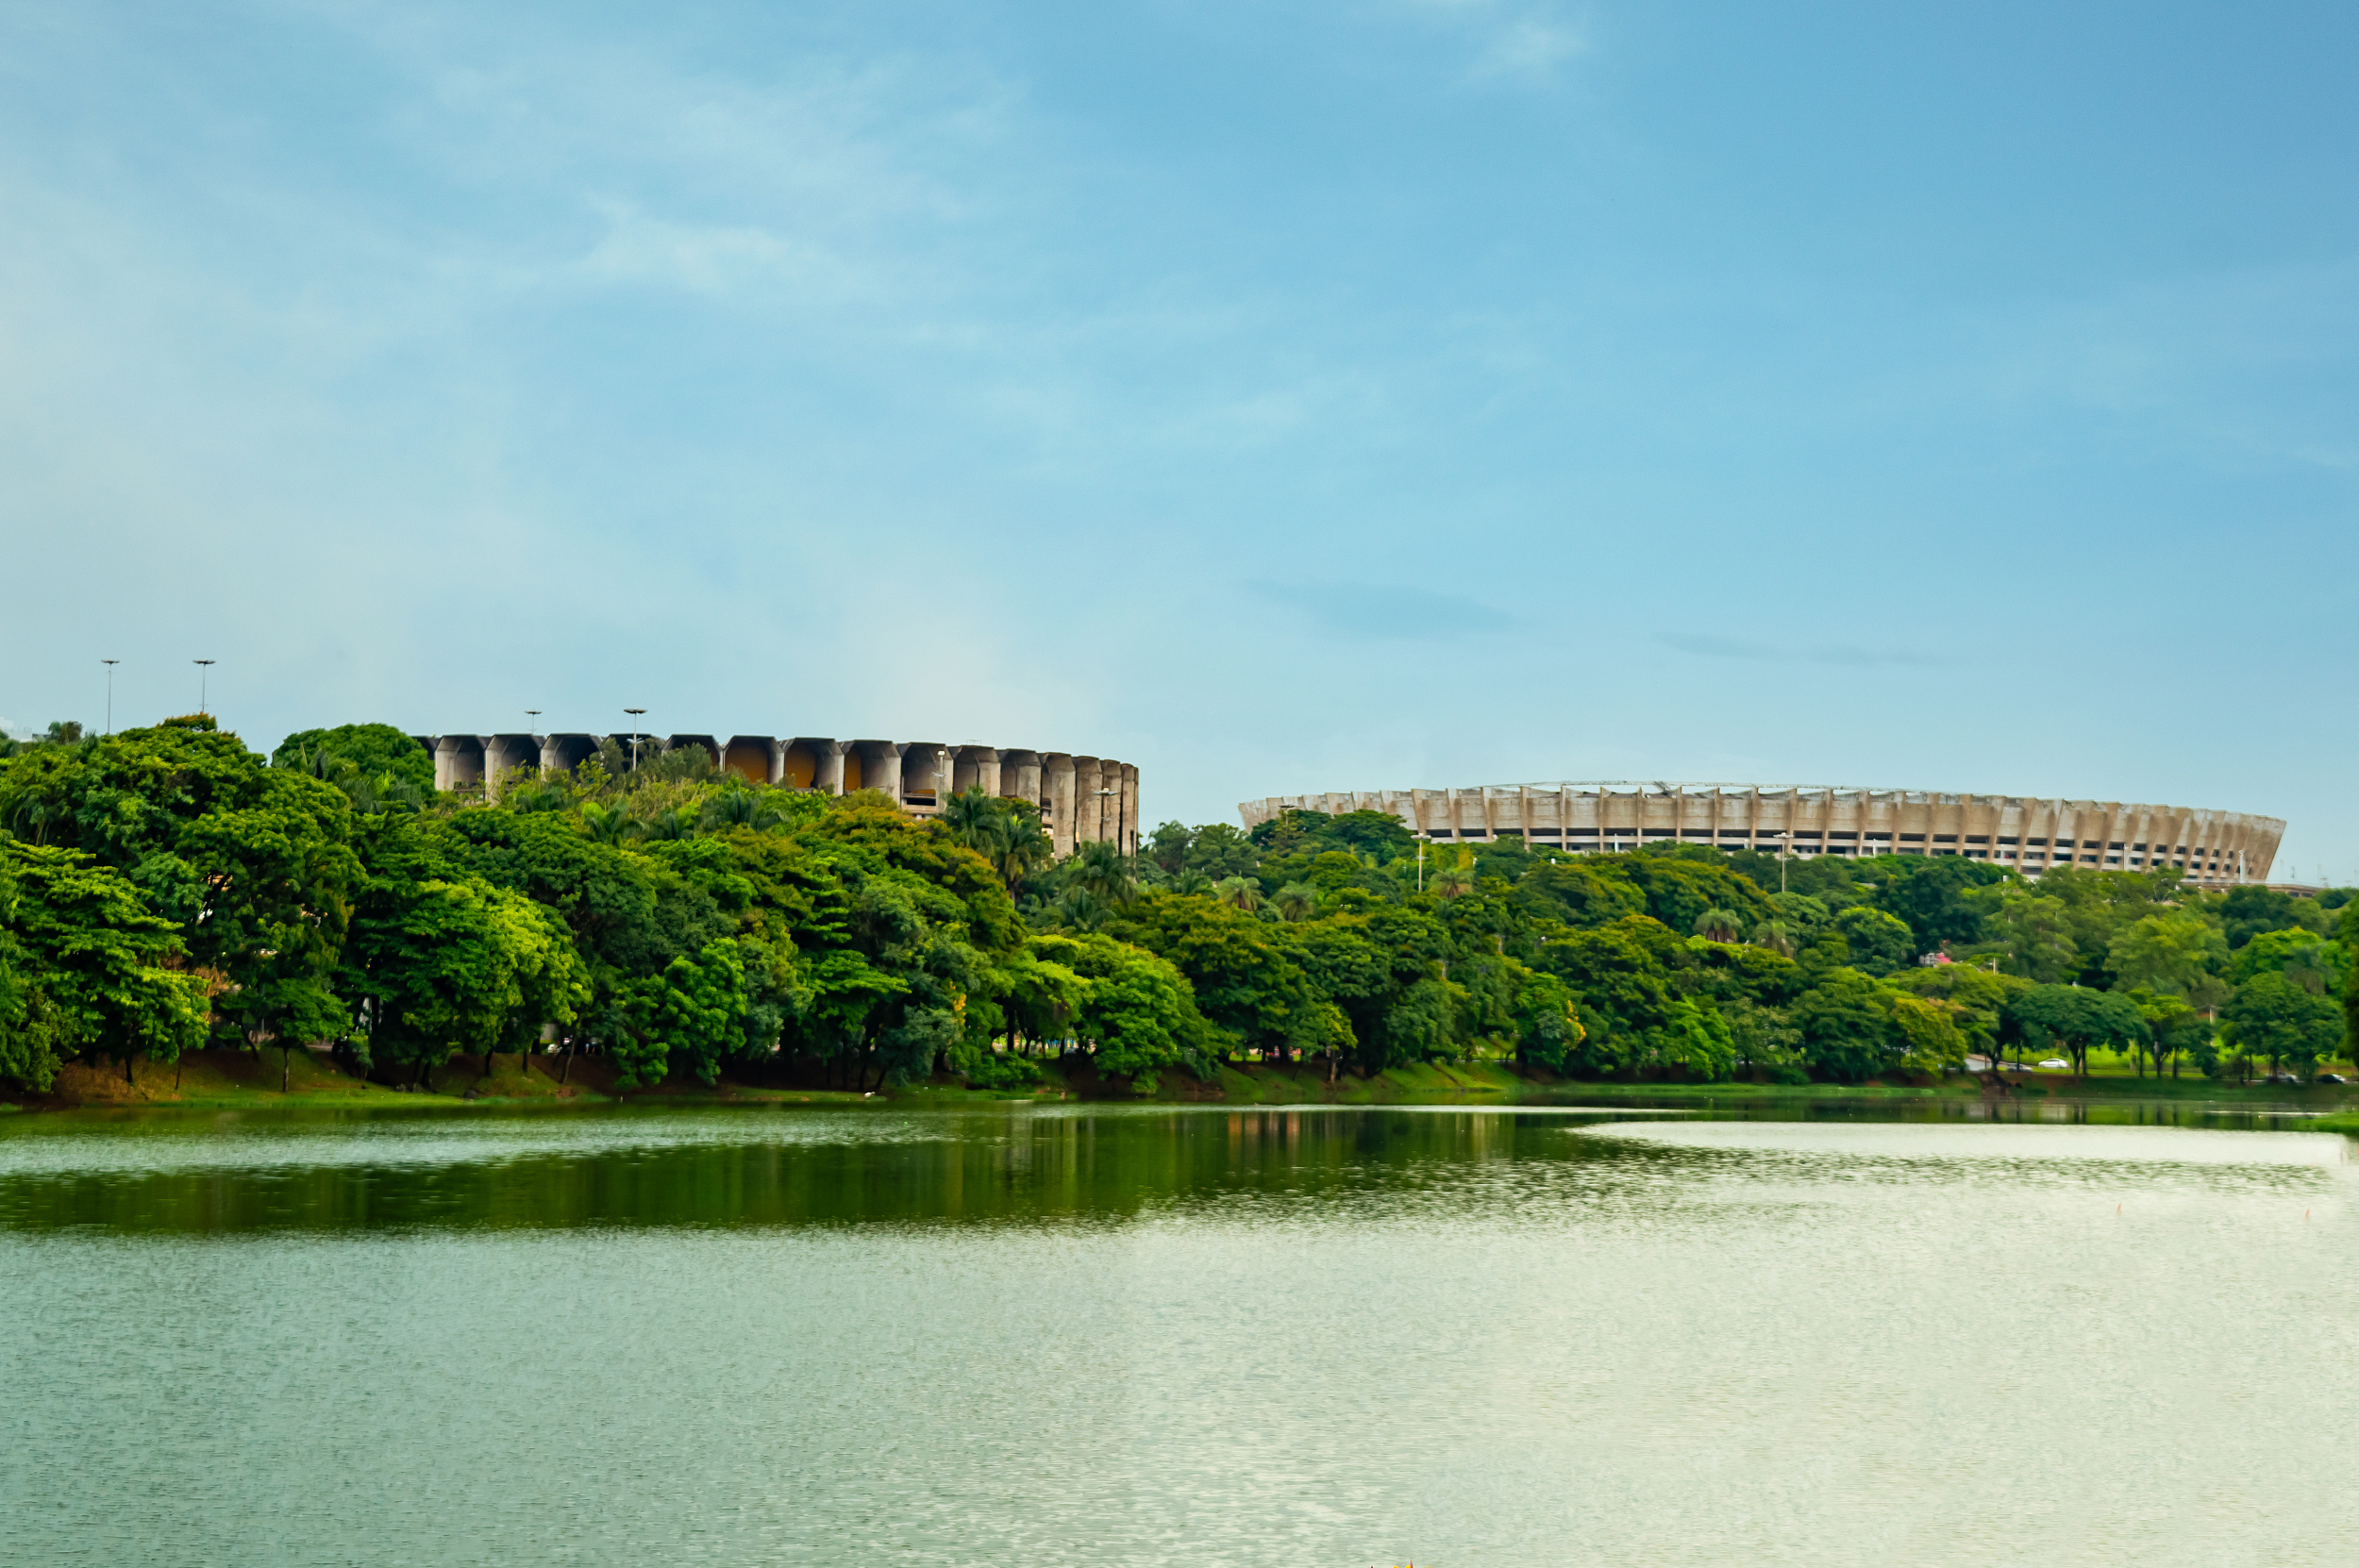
[1, 1100, 2351, 1567]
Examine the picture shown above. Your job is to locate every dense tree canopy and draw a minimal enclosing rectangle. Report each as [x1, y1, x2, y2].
[4, 717, 2352, 1093]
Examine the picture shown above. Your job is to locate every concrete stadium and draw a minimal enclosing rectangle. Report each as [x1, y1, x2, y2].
[1239, 783, 2283, 888]
[417, 732, 1138, 858]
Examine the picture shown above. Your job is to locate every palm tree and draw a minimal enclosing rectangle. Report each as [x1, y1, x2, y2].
[1751, 919, 1796, 958]
[509, 777, 571, 813]
[2280, 939, 2333, 997]
[1273, 881, 1320, 922]
[937, 785, 999, 851]
[702, 785, 784, 832]
[1068, 840, 1136, 907]
[642, 807, 693, 842]
[984, 809, 1053, 892]
[1213, 876, 1265, 913]
[580, 802, 636, 845]
[1431, 848, 1476, 899]
[1693, 908, 1746, 943]
[1054, 885, 1110, 932]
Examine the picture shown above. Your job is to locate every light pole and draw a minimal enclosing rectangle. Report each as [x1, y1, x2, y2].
[192, 659, 216, 715]
[1775, 831, 1791, 893]
[624, 709, 647, 772]
[101, 659, 119, 735]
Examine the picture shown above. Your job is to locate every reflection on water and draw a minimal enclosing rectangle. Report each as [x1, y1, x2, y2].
[1, 1103, 2351, 1567]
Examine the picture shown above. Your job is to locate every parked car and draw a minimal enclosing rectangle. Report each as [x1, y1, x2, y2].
[2317, 1073, 2349, 1085]
[2036, 1059, 2070, 1070]
[2264, 1072, 2303, 1085]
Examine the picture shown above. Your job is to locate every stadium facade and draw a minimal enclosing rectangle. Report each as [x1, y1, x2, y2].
[1238, 783, 2282, 888]
[416, 732, 1138, 858]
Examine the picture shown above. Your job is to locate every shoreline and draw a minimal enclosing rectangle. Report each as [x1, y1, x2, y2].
[6, 1047, 2354, 1123]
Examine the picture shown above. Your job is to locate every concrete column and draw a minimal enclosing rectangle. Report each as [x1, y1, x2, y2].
[1123, 764, 1140, 854]
[1044, 754, 1077, 856]
[998, 751, 1042, 812]
[766, 738, 786, 786]
[434, 736, 485, 794]
[1073, 758, 1104, 843]
[851, 741, 902, 801]
[951, 746, 996, 798]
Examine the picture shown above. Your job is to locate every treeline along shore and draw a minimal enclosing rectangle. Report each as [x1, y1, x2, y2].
[4, 717, 2357, 1108]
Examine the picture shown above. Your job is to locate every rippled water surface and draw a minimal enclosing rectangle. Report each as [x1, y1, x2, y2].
[2, 1102, 2351, 1566]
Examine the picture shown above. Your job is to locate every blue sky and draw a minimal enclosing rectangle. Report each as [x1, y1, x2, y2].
[4, 1, 2355, 876]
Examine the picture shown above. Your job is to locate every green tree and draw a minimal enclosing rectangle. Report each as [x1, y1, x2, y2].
[1992, 892, 2079, 983]
[2109, 909, 2230, 996]
[1028, 932, 1212, 1090]
[1832, 906, 1916, 976]
[1790, 968, 1901, 1081]
[1273, 882, 1321, 922]
[2219, 971, 2343, 1080]
[0, 839, 210, 1090]
[1105, 890, 1308, 1059]
[2227, 927, 2347, 997]
[272, 725, 434, 792]
[1869, 855, 2003, 954]
[2004, 984, 2149, 1077]
[1513, 859, 1646, 929]
[1887, 994, 1971, 1076]
[1692, 908, 1747, 942]
[612, 939, 745, 1088]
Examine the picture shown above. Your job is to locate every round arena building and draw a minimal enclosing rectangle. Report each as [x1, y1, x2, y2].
[1238, 783, 2283, 889]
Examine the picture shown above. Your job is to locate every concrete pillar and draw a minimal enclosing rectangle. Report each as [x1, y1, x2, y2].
[952, 746, 1000, 799]
[1122, 763, 1140, 855]
[766, 738, 786, 786]
[1044, 754, 1077, 857]
[434, 735, 485, 794]
[718, 736, 769, 785]
[480, 734, 537, 800]
[900, 742, 950, 805]
[997, 750, 1042, 809]
[1073, 758, 1103, 844]
[850, 741, 901, 801]
[782, 738, 838, 791]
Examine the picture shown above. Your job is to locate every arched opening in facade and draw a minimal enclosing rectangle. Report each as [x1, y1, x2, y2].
[481, 734, 540, 797]
[899, 742, 949, 809]
[951, 746, 1000, 799]
[995, 751, 1042, 808]
[433, 736, 485, 793]
[721, 736, 774, 785]
[782, 740, 833, 791]
[539, 734, 598, 776]
[848, 742, 901, 799]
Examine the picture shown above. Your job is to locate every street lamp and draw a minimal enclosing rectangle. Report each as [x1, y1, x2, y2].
[101, 659, 119, 735]
[192, 659, 216, 715]
[623, 709, 647, 772]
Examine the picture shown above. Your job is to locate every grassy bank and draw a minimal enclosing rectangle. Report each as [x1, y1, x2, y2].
[10, 1048, 2359, 1119]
